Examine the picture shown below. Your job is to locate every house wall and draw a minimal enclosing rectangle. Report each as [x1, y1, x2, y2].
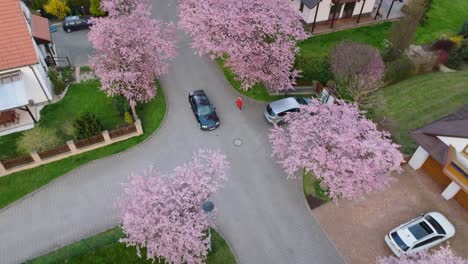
[0, 65, 53, 108]
[421, 156, 468, 210]
[293, 0, 376, 24]
[437, 136, 468, 152]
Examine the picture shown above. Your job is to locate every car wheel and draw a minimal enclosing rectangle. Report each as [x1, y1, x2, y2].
[66, 28, 72, 33]
[277, 120, 285, 126]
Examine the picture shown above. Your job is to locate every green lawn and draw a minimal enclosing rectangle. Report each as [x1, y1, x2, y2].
[303, 171, 330, 202]
[26, 227, 236, 264]
[415, 0, 468, 44]
[298, 22, 391, 58]
[0, 82, 166, 209]
[0, 80, 124, 160]
[380, 70, 468, 154]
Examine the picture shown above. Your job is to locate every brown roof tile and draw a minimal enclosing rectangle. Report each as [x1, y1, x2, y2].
[0, 0, 38, 71]
[411, 105, 468, 164]
[31, 15, 52, 43]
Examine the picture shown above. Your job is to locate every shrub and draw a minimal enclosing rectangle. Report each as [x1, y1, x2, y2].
[17, 128, 61, 154]
[57, 66, 74, 83]
[43, 0, 70, 20]
[461, 40, 468, 61]
[446, 50, 463, 70]
[294, 55, 333, 85]
[113, 96, 130, 116]
[449, 35, 464, 48]
[89, 0, 105, 17]
[384, 55, 416, 85]
[431, 39, 455, 52]
[79, 65, 92, 72]
[73, 112, 103, 140]
[459, 21, 468, 38]
[48, 68, 66, 95]
[124, 112, 134, 125]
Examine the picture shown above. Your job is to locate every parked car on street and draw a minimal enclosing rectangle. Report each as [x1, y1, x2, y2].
[384, 212, 455, 257]
[264, 97, 313, 125]
[188, 90, 220, 130]
[62, 16, 92, 33]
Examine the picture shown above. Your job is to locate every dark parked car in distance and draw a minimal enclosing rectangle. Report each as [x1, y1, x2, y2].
[188, 90, 220, 130]
[62, 16, 92, 33]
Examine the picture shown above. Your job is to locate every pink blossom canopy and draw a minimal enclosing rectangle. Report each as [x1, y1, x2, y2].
[376, 245, 468, 264]
[118, 149, 229, 264]
[269, 100, 404, 200]
[89, 0, 177, 107]
[178, 0, 308, 91]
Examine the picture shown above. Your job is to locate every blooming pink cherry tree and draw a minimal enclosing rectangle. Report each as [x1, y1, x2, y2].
[269, 100, 404, 200]
[376, 245, 468, 264]
[89, 0, 176, 107]
[101, 0, 149, 16]
[178, 0, 308, 91]
[118, 149, 229, 264]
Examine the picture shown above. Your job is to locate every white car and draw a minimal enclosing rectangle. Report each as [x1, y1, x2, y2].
[384, 212, 455, 257]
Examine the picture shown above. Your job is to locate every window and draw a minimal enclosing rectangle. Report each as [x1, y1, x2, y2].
[425, 216, 446, 235]
[391, 232, 409, 251]
[0, 70, 21, 84]
[413, 236, 444, 249]
[299, 2, 304, 12]
[408, 221, 434, 240]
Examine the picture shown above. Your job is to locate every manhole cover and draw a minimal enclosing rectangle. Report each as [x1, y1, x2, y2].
[233, 138, 243, 146]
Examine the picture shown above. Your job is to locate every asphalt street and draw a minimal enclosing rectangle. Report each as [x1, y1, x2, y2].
[0, 1, 345, 263]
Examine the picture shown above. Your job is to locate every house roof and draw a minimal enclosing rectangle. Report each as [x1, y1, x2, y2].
[301, 0, 321, 9]
[410, 105, 468, 164]
[0, 0, 38, 72]
[31, 14, 51, 43]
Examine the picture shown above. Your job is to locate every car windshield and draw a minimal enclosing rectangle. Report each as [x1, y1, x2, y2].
[408, 221, 434, 240]
[197, 105, 213, 116]
[425, 216, 446, 235]
[391, 232, 409, 251]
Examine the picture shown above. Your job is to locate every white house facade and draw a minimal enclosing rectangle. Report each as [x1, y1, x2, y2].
[0, 0, 56, 136]
[291, 0, 376, 29]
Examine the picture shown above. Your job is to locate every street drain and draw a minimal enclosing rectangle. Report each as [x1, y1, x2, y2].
[233, 138, 243, 146]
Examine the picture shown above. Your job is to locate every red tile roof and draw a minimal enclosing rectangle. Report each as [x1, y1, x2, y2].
[0, 0, 38, 71]
[31, 14, 52, 43]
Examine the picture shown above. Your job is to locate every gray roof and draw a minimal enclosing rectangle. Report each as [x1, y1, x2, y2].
[301, 0, 321, 9]
[269, 97, 301, 114]
[410, 105, 468, 164]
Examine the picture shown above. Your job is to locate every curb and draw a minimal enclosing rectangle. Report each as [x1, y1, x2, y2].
[301, 175, 347, 264]
[0, 85, 169, 213]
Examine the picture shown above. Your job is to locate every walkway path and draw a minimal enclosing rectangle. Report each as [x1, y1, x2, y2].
[0, 1, 344, 263]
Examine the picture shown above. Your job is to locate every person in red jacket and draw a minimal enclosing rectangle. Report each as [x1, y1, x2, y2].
[236, 96, 243, 110]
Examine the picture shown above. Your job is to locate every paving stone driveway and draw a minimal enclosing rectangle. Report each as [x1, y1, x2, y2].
[0, 1, 344, 263]
[312, 166, 468, 264]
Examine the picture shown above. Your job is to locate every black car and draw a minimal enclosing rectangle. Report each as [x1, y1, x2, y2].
[188, 90, 220, 130]
[62, 16, 92, 33]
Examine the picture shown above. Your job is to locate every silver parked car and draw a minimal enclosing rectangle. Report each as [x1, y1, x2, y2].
[264, 97, 312, 125]
[384, 212, 455, 257]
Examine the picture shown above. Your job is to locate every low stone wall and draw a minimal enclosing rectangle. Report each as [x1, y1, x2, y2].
[0, 120, 143, 177]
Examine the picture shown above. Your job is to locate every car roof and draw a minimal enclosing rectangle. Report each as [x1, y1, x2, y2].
[268, 97, 301, 114]
[192, 91, 210, 106]
[65, 16, 80, 21]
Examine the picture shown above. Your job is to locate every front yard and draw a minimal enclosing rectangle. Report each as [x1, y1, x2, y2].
[27, 227, 236, 264]
[379, 70, 468, 154]
[0, 80, 166, 209]
[0, 80, 124, 160]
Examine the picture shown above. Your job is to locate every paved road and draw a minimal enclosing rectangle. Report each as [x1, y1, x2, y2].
[52, 28, 92, 66]
[0, 1, 344, 263]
